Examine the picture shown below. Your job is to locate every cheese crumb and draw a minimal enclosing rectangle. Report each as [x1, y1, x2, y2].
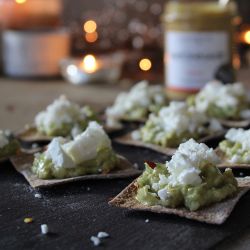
[90, 236, 101, 246]
[34, 193, 42, 199]
[97, 232, 109, 238]
[145, 219, 149, 223]
[41, 224, 49, 234]
[225, 128, 250, 151]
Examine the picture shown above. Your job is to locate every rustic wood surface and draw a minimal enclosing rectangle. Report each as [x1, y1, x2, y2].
[1, 71, 250, 250]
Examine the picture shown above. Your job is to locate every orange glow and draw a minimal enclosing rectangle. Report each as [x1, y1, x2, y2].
[85, 32, 98, 43]
[83, 20, 97, 33]
[244, 31, 250, 45]
[15, 0, 27, 4]
[139, 58, 152, 71]
[81, 55, 98, 73]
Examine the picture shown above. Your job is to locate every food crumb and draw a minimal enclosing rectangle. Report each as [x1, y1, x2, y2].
[97, 231, 109, 238]
[87, 187, 91, 191]
[133, 163, 139, 169]
[32, 143, 39, 149]
[145, 219, 149, 223]
[24, 218, 33, 224]
[90, 236, 101, 246]
[35, 193, 42, 199]
[41, 224, 49, 234]
[239, 172, 244, 177]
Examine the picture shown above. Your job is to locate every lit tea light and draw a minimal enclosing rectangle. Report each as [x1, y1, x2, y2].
[83, 20, 97, 33]
[139, 58, 152, 71]
[81, 55, 99, 73]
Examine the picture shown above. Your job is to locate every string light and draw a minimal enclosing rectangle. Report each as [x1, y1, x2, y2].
[244, 31, 250, 45]
[15, 0, 27, 4]
[83, 20, 97, 33]
[85, 32, 98, 43]
[139, 58, 152, 71]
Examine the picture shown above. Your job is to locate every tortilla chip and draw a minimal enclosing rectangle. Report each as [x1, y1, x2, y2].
[220, 119, 250, 129]
[115, 131, 225, 156]
[16, 126, 52, 143]
[10, 153, 141, 188]
[216, 148, 250, 169]
[109, 179, 249, 225]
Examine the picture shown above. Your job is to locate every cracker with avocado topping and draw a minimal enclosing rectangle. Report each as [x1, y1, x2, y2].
[216, 148, 250, 169]
[109, 179, 249, 225]
[219, 119, 250, 129]
[115, 131, 225, 156]
[10, 153, 141, 188]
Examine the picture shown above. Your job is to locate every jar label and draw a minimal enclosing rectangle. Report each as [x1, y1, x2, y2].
[165, 31, 229, 92]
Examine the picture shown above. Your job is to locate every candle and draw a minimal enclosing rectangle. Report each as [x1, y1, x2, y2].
[81, 55, 99, 74]
[0, 0, 62, 29]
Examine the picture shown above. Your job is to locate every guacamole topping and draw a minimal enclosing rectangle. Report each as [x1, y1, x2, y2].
[32, 122, 118, 179]
[136, 139, 238, 211]
[133, 101, 223, 148]
[0, 130, 19, 159]
[35, 96, 98, 137]
[188, 81, 250, 120]
[105, 81, 168, 128]
[219, 128, 250, 164]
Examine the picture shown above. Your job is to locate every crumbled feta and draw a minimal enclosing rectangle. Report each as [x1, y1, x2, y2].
[34, 193, 42, 199]
[45, 138, 75, 168]
[35, 96, 81, 133]
[97, 232, 109, 238]
[106, 81, 166, 125]
[149, 101, 216, 136]
[90, 236, 101, 246]
[229, 155, 241, 163]
[0, 131, 9, 149]
[225, 128, 250, 151]
[41, 224, 49, 234]
[158, 188, 170, 201]
[63, 122, 111, 164]
[167, 139, 220, 186]
[145, 219, 149, 223]
[194, 81, 246, 112]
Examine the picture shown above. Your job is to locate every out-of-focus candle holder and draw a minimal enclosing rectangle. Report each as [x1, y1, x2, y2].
[60, 53, 124, 85]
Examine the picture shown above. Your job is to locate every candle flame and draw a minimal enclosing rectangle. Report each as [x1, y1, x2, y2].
[15, 0, 27, 4]
[139, 58, 152, 71]
[244, 30, 250, 45]
[82, 55, 98, 73]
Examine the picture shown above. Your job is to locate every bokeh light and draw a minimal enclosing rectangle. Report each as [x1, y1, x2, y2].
[139, 58, 152, 71]
[244, 30, 250, 44]
[82, 55, 98, 73]
[83, 20, 97, 33]
[85, 32, 98, 43]
[15, 0, 27, 4]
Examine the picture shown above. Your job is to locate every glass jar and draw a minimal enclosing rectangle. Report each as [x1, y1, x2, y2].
[163, 0, 236, 100]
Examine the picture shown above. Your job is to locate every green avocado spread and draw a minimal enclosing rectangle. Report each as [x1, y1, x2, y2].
[32, 147, 118, 179]
[136, 162, 238, 211]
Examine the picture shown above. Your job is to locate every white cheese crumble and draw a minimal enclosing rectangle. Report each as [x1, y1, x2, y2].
[158, 188, 170, 201]
[145, 219, 149, 223]
[97, 232, 109, 238]
[225, 128, 250, 151]
[41, 224, 49, 234]
[63, 122, 111, 165]
[149, 102, 222, 136]
[35, 96, 84, 134]
[105, 80, 166, 126]
[90, 236, 101, 246]
[194, 81, 247, 112]
[166, 139, 220, 187]
[0, 131, 9, 149]
[34, 193, 42, 199]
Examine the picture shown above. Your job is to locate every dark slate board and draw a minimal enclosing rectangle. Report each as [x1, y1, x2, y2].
[0, 142, 250, 250]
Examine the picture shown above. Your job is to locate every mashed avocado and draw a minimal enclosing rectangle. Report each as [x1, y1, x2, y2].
[32, 147, 118, 179]
[136, 162, 238, 211]
[136, 139, 238, 211]
[0, 139, 19, 160]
